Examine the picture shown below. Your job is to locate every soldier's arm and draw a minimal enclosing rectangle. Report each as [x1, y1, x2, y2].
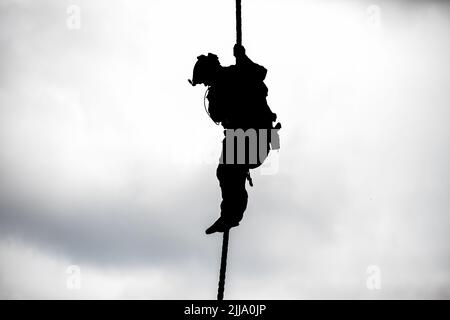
[233, 44, 267, 81]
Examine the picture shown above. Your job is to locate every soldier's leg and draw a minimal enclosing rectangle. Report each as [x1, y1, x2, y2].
[216, 164, 248, 225]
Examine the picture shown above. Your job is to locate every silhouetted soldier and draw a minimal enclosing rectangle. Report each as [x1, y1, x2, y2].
[190, 44, 280, 234]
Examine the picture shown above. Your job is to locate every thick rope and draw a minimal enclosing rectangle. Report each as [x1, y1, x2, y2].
[236, 0, 242, 46]
[216, 0, 242, 302]
[217, 229, 230, 300]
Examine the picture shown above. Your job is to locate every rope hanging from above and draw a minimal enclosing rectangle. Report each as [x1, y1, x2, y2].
[216, 0, 242, 302]
[217, 230, 230, 300]
[236, 0, 242, 46]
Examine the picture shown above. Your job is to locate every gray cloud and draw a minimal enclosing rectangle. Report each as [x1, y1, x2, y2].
[1, 0, 450, 299]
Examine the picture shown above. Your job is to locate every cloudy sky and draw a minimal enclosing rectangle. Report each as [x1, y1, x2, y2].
[0, 0, 449, 299]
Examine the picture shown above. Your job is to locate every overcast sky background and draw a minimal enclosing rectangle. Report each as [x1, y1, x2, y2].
[0, 0, 449, 299]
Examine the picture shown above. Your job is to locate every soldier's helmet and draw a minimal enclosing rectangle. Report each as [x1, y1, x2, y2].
[189, 53, 220, 86]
